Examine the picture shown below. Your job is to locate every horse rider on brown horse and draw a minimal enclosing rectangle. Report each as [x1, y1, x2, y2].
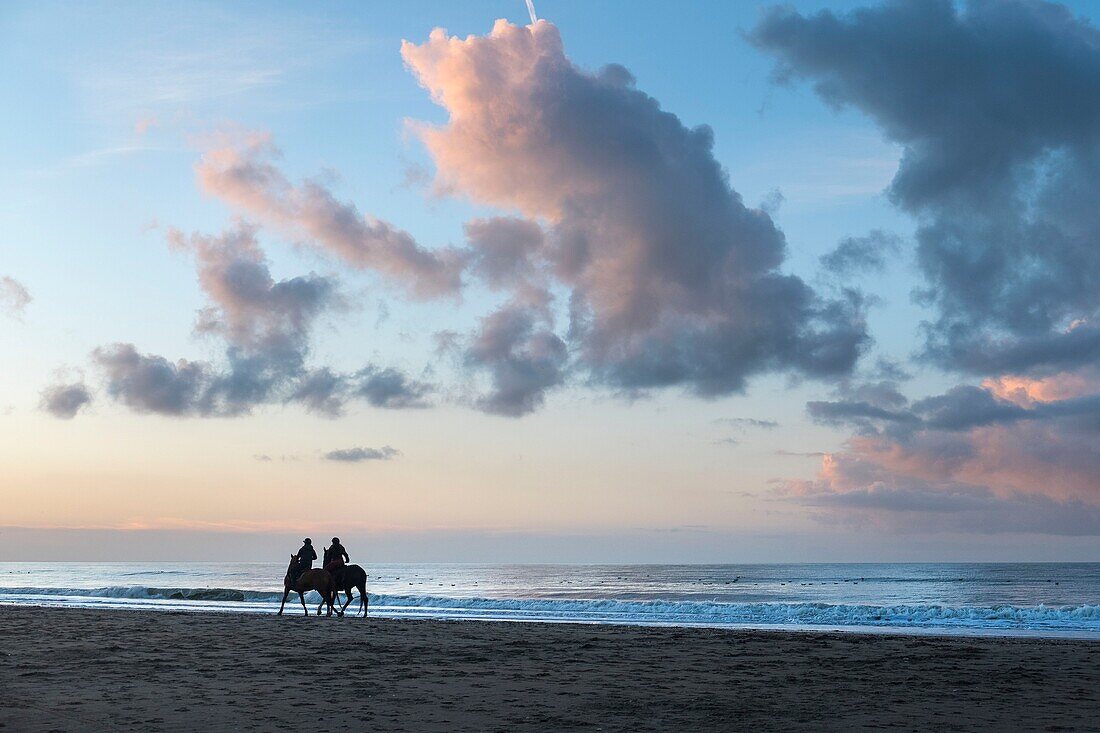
[323, 537, 349, 579]
[292, 538, 317, 582]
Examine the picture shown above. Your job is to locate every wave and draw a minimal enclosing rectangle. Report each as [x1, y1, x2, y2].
[0, 586, 284, 603]
[1, 585, 1098, 632]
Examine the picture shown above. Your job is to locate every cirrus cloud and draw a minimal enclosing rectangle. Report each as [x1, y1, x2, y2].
[0, 276, 31, 317]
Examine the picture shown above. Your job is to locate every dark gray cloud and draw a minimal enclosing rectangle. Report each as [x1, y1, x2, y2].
[403, 21, 869, 402]
[807, 381, 1100, 435]
[168, 224, 341, 358]
[752, 0, 1100, 374]
[354, 365, 433, 409]
[91, 224, 428, 418]
[0, 276, 31, 317]
[323, 446, 400, 462]
[806, 379, 913, 432]
[290, 368, 347, 417]
[819, 230, 901, 276]
[40, 381, 92, 419]
[465, 217, 545, 291]
[806, 398, 918, 428]
[911, 386, 1029, 431]
[464, 302, 568, 418]
[92, 225, 343, 417]
[93, 344, 217, 416]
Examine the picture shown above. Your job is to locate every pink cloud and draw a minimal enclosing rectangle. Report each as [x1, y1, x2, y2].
[982, 371, 1100, 406]
[779, 382, 1100, 534]
[402, 20, 865, 398]
[195, 132, 466, 299]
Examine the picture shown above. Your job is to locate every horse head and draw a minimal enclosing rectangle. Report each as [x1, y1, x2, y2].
[284, 554, 297, 587]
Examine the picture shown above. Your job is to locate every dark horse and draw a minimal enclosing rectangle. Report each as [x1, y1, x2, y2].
[315, 564, 368, 617]
[278, 555, 342, 617]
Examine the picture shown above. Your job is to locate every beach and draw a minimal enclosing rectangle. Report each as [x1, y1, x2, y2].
[1, 606, 1097, 732]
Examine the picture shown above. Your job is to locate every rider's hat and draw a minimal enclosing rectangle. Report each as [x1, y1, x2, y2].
[303, 538, 312, 544]
[332, 537, 340, 544]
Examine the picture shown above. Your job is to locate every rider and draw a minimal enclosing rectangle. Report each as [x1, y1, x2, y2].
[324, 536, 349, 578]
[295, 538, 317, 577]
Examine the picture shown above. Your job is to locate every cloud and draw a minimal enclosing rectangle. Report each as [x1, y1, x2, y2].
[751, 0, 1100, 375]
[779, 451, 1100, 535]
[463, 301, 568, 417]
[195, 132, 466, 299]
[465, 217, 546, 291]
[819, 230, 901, 276]
[354, 365, 433, 409]
[40, 382, 93, 419]
[780, 376, 1100, 534]
[983, 370, 1100, 407]
[168, 223, 341, 357]
[805, 379, 913, 432]
[323, 446, 400, 462]
[0, 277, 31, 317]
[805, 379, 1100, 435]
[716, 418, 780, 430]
[290, 367, 347, 417]
[92, 223, 343, 417]
[91, 223, 427, 418]
[402, 20, 867, 399]
[93, 343, 218, 416]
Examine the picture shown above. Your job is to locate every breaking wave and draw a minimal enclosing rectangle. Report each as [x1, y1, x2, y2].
[0, 585, 1097, 634]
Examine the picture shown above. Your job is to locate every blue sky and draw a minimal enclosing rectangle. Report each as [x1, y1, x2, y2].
[3, 1, 1099, 561]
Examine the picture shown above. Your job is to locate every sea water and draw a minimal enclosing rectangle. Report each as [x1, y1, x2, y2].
[1, 562, 1097, 638]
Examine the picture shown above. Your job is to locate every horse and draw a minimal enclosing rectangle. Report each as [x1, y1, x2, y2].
[278, 555, 343, 617]
[315, 564, 368, 617]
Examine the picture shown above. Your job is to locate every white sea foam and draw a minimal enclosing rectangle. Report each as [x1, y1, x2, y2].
[1, 584, 1097, 635]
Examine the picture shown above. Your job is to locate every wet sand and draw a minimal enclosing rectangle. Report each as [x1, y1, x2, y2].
[1, 606, 1097, 732]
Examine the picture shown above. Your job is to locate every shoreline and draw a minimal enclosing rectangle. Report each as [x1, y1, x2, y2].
[2, 598, 1098, 640]
[3, 605, 1098, 731]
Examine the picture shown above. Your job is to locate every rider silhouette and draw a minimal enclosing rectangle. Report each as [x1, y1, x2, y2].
[296, 538, 316, 569]
[291, 538, 316, 582]
[324, 537, 348, 578]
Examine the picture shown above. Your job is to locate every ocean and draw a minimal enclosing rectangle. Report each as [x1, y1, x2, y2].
[1, 562, 1097, 638]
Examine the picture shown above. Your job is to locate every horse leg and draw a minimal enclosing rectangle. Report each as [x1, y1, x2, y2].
[359, 583, 367, 617]
[299, 590, 309, 616]
[278, 589, 290, 616]
[340, 588, 353, 614]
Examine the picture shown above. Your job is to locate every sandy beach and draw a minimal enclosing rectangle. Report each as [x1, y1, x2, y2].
[0, 606, 1096, 731]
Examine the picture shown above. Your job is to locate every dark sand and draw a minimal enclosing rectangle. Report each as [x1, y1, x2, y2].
[1, 606, 1097, 732]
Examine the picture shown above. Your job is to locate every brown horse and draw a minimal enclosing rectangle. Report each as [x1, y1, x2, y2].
[277, 555, 342, 617]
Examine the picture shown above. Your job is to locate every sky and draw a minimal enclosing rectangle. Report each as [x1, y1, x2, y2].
[2, 0, 1099, 562]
